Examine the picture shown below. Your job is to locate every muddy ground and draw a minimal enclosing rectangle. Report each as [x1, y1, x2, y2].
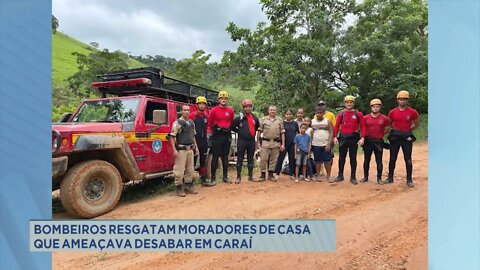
[53, 142, 428, 270]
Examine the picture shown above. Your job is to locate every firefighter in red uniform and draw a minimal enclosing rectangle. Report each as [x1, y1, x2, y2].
[360, 99, 390, 185]
[385, 90, 419, 188]
[189, 96, 215, 187]
[207, 91, 235, 184]
[333, 95, 366, 185]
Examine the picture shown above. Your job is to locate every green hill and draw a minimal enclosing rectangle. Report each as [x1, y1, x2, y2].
[52, 32, 145, 87]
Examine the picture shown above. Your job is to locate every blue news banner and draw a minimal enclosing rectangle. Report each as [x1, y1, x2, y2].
[30, 220, 336, 252]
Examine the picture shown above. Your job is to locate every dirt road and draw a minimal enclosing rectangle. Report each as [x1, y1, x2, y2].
[53, 142, 428, 270]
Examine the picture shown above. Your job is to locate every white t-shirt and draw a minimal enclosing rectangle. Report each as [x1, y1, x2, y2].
[310, 118, 330, 146]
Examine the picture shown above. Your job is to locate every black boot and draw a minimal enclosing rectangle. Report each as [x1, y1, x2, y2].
[407, 179, 414, 188]
[377, 176, 384, 185]
[201, 176, 215, 187]
[176, 185, 186, 197]
[184, 182, 198, 194]
[259, 172, 266, 182]
[350, 177, 358, 185]
[210, 177, 217, 186]
[335, 175, 344, 182]
[384, 175, 394, 184]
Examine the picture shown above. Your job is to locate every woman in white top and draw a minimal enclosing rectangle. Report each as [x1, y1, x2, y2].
[310, 106, 334, 182]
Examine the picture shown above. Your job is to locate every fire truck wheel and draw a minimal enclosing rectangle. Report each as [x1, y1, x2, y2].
[60, 160, 123, 218]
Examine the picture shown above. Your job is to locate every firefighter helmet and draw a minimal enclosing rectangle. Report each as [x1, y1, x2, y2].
[370, 98, 382, 106]
[397, 90, 410, 99]
[242, 99, 253, 107]
[344, 95, 355, 102]
[218, 91, 229, 99]
[196, 96, 207, 104]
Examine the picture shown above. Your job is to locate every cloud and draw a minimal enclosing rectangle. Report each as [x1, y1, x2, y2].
[52, 0, 266, 61]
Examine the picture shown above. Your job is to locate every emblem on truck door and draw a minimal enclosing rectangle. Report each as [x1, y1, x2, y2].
[152, 138, 162, 153]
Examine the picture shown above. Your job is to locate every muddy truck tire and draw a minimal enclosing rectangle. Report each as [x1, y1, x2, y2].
[60, 160, 123, 218]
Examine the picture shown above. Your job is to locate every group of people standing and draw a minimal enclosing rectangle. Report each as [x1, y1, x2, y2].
[168, 89, 419, 197]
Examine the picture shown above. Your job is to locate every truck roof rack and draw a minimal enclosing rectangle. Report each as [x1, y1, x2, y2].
[91, 67, 219, 106]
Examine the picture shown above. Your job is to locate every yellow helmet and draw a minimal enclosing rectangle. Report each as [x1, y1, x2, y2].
[397, 90, 410, 99]
[344, 95, 355, 102]
[196, 96, 207, 104]
[218, 91, 229, 99]
[370, 98, 382, 106]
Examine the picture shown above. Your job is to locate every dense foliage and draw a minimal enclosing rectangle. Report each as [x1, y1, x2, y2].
[53, 0, 427, 121]
[224, 0, 427, 115]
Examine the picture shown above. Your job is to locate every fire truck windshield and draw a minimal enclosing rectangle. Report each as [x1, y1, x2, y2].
[72, 98, 140, 123]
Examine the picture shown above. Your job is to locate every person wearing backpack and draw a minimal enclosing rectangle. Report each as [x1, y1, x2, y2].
[169, 105, 200, 197]
[333, 95, 366, 185]
[360, 99, 390, 185]
[385, 90, 419, 188]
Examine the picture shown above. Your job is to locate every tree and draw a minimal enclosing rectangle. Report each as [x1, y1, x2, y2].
[68, 46, 130, 98]
[132, 54, 177, 75]
[175, 50, 211, 87]
[52, 15, 59, 34]
[223, 0, 427, 114]
[225, 0, 355, 114]
[340, 0, 428, 113]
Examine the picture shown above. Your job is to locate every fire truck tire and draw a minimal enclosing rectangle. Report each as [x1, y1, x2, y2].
[60, 160, 123, 218]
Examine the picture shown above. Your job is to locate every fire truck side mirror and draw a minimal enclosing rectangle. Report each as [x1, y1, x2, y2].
[153, 110, 167, 125]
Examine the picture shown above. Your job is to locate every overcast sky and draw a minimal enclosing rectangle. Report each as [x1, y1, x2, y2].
[52, 0, 267, 62]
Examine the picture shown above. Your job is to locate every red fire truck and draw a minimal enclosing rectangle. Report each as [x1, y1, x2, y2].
[52, 67, 219, 218]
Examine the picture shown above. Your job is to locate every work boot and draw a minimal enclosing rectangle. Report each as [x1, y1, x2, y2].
[185, 183, 198, 194]
[384, 176, 394, 184]
[209, 177, 217, 187]
[360, 177, 368, 183]
[176, 185, 186, 197]
[223, 177, 232, 184]
[200, 176, 215, 187]
[407, 180, 414, 188]
[377, 176, 384, 185]
[259, 172, 266, 182]
[350, 177, 358, 185]
[335, 175, 344, 182]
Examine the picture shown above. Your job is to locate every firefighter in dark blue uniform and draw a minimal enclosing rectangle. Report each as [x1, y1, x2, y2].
[189, 96, 215, 187]
[230, 99, 260, 183]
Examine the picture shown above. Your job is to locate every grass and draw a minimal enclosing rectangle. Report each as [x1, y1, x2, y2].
[52, 32, 91, 87]
[412, 114, 428, 141]
[52, 32, 145, 88]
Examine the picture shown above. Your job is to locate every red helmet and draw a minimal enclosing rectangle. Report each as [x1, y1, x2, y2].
[242, 99, 253, 107]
